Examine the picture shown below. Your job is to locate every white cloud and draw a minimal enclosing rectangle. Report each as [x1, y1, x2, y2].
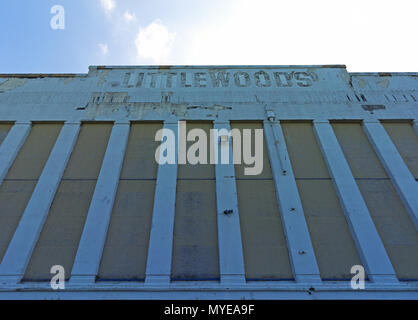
[100, 0, 116, 15]
[135, 20, 176, 64]
[124, 11, 136, 23]
[98, 43, 109, 55]
[185, 0, 417, 71]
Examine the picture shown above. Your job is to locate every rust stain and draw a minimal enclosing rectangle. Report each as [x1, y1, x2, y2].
[158, 65, 173, 71]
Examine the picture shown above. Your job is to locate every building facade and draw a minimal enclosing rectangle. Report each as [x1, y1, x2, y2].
[0, 65, 417, 299]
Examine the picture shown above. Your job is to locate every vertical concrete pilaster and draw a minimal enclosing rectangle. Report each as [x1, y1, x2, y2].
[413, 120, 418, 136]
[363, 121, 418, 230]
[264, 120, 321, 283]
[213, 121, 246, 284]
[0, 122, 31, 186]
[145, 122, 178, 284]
[70, 122, 130, 284]
[313, 121, 398, 283]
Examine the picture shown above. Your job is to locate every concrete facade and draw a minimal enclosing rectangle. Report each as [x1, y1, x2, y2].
[0, 65, 417, 299]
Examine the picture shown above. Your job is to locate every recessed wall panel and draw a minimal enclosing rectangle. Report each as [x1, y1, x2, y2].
[172, 122, 219, 280]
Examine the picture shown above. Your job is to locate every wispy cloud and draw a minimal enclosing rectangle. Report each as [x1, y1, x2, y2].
[135, 20, 176, 64]
[100, 0, 116, 15]
[98, 43, 109, 55]
[124, 10, 137, 23]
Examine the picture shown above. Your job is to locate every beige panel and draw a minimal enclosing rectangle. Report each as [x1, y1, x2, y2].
[331, 123, 387, 179]
[172, 180, 219, 280]
[24, 123, 112, 280]
[0, 123, 61, 263]
[231, 122, 272, 179]
[120, 122, 162, 179]
[0, 123, 12, 146]
[333, 122, 418, 279]
[0, 181, 37, 262]
[296, 180, 363, 279]
[98, 181, 155, 280]
[281, 122, 330, 179]
[62, 123, 112, 179]
[177, 122, 214, 179]
[24, 180, 96, 280]
[382, 122, 418, 178]
[235, 180, 293, 279]
[282, 122, 363, 280]
[7, 123, 62, 180]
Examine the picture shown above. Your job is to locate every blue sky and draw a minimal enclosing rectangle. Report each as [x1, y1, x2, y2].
[0, 0, 416, 73]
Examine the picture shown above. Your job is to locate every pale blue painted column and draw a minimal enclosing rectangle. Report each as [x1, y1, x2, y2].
[145, 121, 178, 284]
[0, 121, 80, 284]
[363, 121, 418, 230]
[263, 120, 321, 283]
[213, 121, 246, 284]
[313, 120, 398, 283]
[0, 121, 31, 186]
[413, 120, 418, 136]
[70, 122, 130, 284]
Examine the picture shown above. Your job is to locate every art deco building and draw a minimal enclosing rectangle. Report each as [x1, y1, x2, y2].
[0, 65, 417, 299]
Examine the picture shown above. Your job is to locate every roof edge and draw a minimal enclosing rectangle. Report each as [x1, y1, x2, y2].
[0, 73, 87, 79]
[91, 64, 347, 70]
[349, 72, 418, 77]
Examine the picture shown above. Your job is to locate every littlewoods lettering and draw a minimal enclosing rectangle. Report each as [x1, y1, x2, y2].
[123, 70, 319, 88]
[155, 121, 264, 176]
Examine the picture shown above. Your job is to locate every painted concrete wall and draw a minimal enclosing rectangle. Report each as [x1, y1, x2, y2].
[0, 65, 417, 299]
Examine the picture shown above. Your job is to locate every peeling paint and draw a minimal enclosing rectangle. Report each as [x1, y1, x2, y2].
[339, 69, 352, 88]
[0, 78, 27, 93]
[84, 91, 233, 120]
[63, 77, 75, 85]
[377, 77, 390, 88]
[187, 105, 232, 111]
[97, 70, 111, 86]
[358, 79, 367, 89]
[362, 104, 386, 113]
[85, 99, 187, 119]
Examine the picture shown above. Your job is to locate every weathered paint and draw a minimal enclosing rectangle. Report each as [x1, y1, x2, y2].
[0, 65, 417, 299]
